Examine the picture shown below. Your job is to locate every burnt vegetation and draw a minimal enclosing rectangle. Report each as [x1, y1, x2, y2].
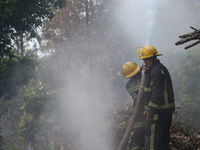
[114, 105, 200, 150]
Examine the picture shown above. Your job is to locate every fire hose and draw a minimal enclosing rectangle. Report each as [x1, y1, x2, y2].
[117, 70, 146, 150]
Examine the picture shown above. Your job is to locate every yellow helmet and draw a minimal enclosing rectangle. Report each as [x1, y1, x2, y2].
[135, 45, 163, 59]
[122, 62, 140, 78]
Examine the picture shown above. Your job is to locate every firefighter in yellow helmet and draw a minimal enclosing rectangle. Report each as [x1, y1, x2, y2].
[122, 62, 146, 150]
[135, 45, 175, 150]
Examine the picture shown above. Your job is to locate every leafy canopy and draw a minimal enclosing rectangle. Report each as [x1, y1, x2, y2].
[0, 0, 66, 58]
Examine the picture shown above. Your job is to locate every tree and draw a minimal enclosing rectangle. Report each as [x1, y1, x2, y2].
[0, 50, 38, 100]
[0, 0, 66, 58]
[168, 49, 200, 129]
[0, 50, 39, 149]
[17, 80, 55, 149]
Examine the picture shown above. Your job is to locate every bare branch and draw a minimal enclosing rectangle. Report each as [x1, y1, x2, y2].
[185, 40, 200, 49]
[175, 33, 200, 45]
[175, 27, 200, 49]
[190, 26, 197, 31]
[179, 30, 200, 38]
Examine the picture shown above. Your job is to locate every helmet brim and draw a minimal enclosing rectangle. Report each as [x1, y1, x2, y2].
[139, 53, 163, 60]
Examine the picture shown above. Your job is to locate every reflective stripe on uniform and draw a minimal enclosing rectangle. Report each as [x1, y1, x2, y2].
[144, 87, 151, 92]
[149, 102, 175, 109]
[161, 69, 174, 110]
[153, 114, 158, 121]
[133, 121, 146, 129]
[150, 123, 156, 150]
[148, 75, 174, 110]
[128, 131, 134, 145]
[128, 84, 140, 94]
[148, 102, 159, 108]
[164, 78, 168, 104]
[161, 69, 165, 75]
[131, 146, 139, 150]
[157, 102, 175, 109]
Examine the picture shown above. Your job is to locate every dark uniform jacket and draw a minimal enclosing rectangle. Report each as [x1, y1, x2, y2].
[126, 72, 141, 107]
[143, 59, 175, 114]
[126, 71, 146, 150]
[126, 71, 146, 122]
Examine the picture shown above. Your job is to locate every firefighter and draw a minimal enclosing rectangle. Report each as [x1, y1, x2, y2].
[122, 62, 146, 150]
[137, 45, 175, 150]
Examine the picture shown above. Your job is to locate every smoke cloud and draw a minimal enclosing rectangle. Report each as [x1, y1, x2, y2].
[44, 1, 200, 149]
[116, 0, 200, 53]
[114, 0, 200, 108]
[62, 66, 114, 150]
[51, 36, 117, 150]
[59, 66, 114, 150]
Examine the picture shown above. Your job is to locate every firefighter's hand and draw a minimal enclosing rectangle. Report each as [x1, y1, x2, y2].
[143, 111, 151, 120]
[140, 65, 148, 70]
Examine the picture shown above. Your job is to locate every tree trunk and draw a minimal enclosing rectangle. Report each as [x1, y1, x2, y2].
[20, 32, 24, 57]
[85, 0, 89, 27]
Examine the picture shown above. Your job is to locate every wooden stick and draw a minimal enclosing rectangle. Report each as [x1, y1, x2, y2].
[185, 41, 200, 49]
[179, 31, 200, 38]
[175, 26, 200, 49]
[190, 26, 197, 31]
[175, 33, 200, 45]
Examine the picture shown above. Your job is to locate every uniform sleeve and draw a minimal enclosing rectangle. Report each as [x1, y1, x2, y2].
[147, 68, 165, 114]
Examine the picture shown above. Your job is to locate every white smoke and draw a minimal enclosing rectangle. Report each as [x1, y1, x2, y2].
[145, 0, 158, 45]
[115, 0, 199, 52]
[46, 1, 200, 149]
[56, 56, 115, 150]
[65, 70, 114, 150]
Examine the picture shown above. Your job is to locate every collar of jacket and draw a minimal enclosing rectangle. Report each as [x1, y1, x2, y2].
[145, 59, 160, 74]
[130, 69, 141, 80]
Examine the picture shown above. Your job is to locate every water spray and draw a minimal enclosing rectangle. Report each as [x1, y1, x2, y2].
[145, 0, 157, 45]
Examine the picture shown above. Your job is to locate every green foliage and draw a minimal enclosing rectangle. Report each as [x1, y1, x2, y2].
[0, 0, 66, 58]
[5, 0, 65, 32]
[173, 49, 200, 128]
[21, 81, 53, 117]
[18, 115, 39, 145]
[0, 126, 5, 150]
[0, 50, 38, 101]
[0, 50, 38, 149]
[17, 79, 56, 147]
[0, 0, 14, 58]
